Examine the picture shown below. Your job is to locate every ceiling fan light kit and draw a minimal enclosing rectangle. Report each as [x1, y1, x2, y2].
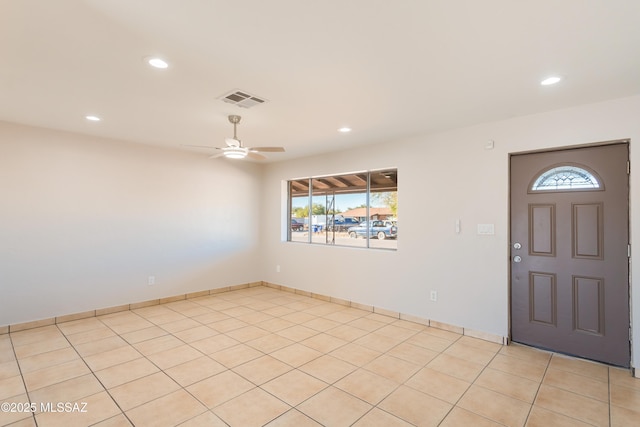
[223, 147, 248, 159]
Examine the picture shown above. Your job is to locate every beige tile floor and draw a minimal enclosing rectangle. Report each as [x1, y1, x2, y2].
[1, 286, 639, 427]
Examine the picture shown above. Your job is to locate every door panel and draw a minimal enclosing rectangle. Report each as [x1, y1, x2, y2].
[529, 272, 556, 325]
[530, 204, 555, 255]
[572, 276, 604, 335]
[510, 143, 630, 367]
[572, 203, 603, 259]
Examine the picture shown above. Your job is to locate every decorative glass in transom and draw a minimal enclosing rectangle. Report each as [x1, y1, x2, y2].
[531, 165, 600, 191]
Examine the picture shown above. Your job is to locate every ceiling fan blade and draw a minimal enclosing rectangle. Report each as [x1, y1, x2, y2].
[209, 152, 225, 159]
[248, 146, 285, 152]
[181, 144, 216, 149]
[246, 151, 267, 160]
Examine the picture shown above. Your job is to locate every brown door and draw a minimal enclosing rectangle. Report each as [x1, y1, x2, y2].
[510, 143, 630, 367]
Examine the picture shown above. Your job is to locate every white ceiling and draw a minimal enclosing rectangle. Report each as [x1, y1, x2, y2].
[1, 1, 639, 162]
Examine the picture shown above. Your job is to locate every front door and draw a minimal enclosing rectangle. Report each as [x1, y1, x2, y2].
[510, 143, 630, 367]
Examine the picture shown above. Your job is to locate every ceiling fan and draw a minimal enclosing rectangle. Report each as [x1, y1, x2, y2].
[184, 115, 285, 160]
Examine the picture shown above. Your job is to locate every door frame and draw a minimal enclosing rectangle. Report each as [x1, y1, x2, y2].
[507, 139, 631, 366]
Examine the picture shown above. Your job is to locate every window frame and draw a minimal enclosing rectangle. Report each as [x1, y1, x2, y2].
[287, 168, 397, 250]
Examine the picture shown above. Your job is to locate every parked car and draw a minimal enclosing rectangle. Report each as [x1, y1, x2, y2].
[326, 217, 360, 232]
[347, 220, 398, 239]
[291, 218, 305, 231]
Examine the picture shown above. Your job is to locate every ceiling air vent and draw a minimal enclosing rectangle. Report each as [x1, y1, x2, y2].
[218, 90, 268, 109]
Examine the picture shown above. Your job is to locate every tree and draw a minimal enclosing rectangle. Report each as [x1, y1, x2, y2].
[291, 206, 308, 218]
[311, 203, 326, 215]
[372, 192, 398, 216]
[292, 203, 326, 217]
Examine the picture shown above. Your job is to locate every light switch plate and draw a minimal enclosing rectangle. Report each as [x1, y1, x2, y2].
[477, 224, 495, 235]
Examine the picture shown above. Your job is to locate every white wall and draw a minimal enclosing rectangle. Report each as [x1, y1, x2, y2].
[261, 95, 640, 370]
[0, 122, 263, 325]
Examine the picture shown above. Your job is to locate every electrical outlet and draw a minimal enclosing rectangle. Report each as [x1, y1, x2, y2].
[148, 276, 155, 286]
[430, 290, 437, 302]
[276, 265, 281, 273]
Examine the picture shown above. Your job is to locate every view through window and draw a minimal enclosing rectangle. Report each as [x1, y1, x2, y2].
[288, 169, 397, 249]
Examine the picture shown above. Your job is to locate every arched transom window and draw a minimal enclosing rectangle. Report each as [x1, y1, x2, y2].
[530, 164, 602, 192]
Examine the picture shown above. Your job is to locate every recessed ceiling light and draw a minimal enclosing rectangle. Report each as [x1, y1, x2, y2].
[146, 57, 169, 69]
[338, 127, 352, 133]
[541, 76, 562, 86]
[85, 115, 101, 121]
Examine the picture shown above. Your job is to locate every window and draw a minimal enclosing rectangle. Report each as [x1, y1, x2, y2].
[288, 169, 398, 250]
[530, 164, 602, 192]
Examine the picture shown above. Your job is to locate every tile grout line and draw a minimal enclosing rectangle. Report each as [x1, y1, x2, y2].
[252, 314, 409, 425]
[110, 304, 242, 423]
[272, 297, 485, 426]
[71, 309, 222, 424]
[54, 321, 138, 427]
[521, 351, 552, 426]
[92, 303, 252, 424]
[432, 336, 499, 427]
[129, 289, 328, 425]
[348, 326, 460, 427]
[6, 333, 38, 427]
[184, 291, 327, 425]
[538, 354, 615, 426]
[179, 293, 402, 425]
